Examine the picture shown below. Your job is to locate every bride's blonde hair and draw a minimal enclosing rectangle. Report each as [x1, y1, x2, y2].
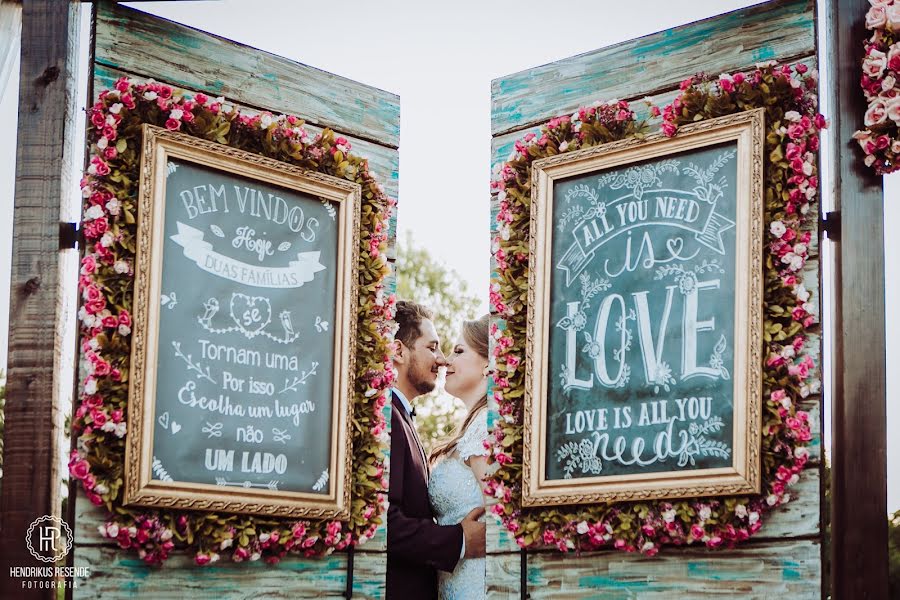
[429, 314, 490, 465]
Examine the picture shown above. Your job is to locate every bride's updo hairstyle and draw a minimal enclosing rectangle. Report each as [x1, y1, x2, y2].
[429, 314, 490, 464]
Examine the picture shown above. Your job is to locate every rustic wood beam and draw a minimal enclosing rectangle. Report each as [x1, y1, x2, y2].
[825, 0, 889, 598]
[0, 2, 81, 597]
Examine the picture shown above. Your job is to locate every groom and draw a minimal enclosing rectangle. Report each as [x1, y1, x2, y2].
[386, 301, 485, 599]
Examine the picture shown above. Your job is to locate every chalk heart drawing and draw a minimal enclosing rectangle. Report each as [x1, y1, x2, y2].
[158, 411, 170, 430]
[229, 294, 272, 337]
[171, 422, 181, 434]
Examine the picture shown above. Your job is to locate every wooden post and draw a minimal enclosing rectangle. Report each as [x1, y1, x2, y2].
[825, 0, 889, 598]
[0, 2, 81, 598]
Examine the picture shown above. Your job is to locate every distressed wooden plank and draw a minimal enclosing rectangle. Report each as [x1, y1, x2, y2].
[491, 0, 815, 136]
[73, 489, 388, 553]
[490, 54, 819, 173]
[93, 64, 399, 260]
[488, 464, 821, 558]
[0, 3, 81, 597]
[95, 2, 399, 148]
[487, 538, 820, 599]
[826, 0, 889, 594]
[73, 544, 385, 599]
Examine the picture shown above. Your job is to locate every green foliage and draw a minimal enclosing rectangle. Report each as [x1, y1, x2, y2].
[890, 510, 900, 599]
[395, 231, 481, 453]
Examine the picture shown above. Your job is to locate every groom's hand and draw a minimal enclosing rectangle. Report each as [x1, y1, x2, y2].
[460, 507, 486, 559]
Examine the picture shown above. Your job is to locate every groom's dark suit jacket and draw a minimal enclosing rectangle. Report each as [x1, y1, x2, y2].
[386, 391, 463, 600]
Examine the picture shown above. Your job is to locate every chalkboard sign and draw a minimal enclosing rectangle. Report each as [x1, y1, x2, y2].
[125, 126, 359, 518]
[523, 110, 765, 506]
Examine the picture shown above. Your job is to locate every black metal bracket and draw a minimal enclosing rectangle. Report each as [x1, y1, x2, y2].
[822, 210, 841, 241]
[343, 545, 355, 599]
[520, 548, 528, 600]
[59, 221, 80, 250]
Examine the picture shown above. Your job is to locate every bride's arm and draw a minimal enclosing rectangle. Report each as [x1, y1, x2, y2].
[459, 409, 499, 505]
[466, 454, 499, 505]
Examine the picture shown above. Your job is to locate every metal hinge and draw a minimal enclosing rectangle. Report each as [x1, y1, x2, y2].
[822, 211, 841, 241]
[59, 221, 80, 250]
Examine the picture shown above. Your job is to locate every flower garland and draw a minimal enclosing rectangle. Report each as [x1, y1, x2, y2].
[486, 63, 822, 554]
[854, 0, 900, 173]
[69, 77, 397, 566]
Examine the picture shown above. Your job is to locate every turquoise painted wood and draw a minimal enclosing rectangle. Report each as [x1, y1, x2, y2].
[74, 540, 385, 599]
[486, 539, 822, 599]
[488, 0, 822, 597]
[94, 2, 399, 148]
[75, 3, 398, 597]
[491, 0, 815, 136]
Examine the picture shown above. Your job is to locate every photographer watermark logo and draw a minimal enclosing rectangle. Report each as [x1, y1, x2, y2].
[25, 515, 72, 563]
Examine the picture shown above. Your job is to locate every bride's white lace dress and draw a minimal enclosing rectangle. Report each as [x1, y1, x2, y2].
[427, 409, 489, 599]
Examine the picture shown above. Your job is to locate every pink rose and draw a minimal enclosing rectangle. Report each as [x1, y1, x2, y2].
[165, 118, 181, 131]
[866, 5, 887, 29]
[865, 99, 888, 126]
[194, 553, 211, 566]
[70, 459, 90, 480]
[863, 49, 888, 79]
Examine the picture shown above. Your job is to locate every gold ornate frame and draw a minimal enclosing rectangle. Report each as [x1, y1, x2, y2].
[124, 125, 360, 519]
[523, 109, 765, 506]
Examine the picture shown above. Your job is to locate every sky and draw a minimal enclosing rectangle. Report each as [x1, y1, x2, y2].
[0, 0, 897, 510]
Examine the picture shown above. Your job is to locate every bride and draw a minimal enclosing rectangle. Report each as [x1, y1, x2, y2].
[428, 314, 494, 599]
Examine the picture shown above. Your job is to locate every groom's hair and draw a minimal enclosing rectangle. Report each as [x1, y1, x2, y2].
[394, 300, 434, 348]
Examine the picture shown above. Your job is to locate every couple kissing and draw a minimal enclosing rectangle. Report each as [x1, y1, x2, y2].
[386, 301, 493, 599]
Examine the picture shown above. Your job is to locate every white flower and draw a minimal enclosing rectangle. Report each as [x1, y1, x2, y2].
[789, 474, 800, 485]
[783, 110, 801, 122]
[84, 379, 98, 395]
[114, 260, 129, 274]
[663, 509, 677, 523]
[101, 420, 116, 433]
[220, 538, 233, 550]
[259, 533, 270, 543]
[260, 113, 274, 128]
[106, 114, 117, 126]
[883, 75, 897, 92]
[160, 529, 173, 542]
[97, 136, 108, 150]
[88, 338, 100, 351]
[105, 198, 121, 216]
[766, 494, 779, 506]
[100, 232, 114, 248]
[802, 161, 813, 176]
[782, 493, 792, 504]
[84, 205, 104, 221]
[781, 345, 796, 359]
[169, 109, 183, 121]
[735, 504, 748, 519]
[559, 141, 569, 152]
[699, 505, 711, 521]
[109, 103, 123, 115]
[107, 523, 119, 538]
[770, 220, 786, 238]
[114, 422, 127, 438]
[641, 541, 655, 552]
[795, 447, 810, 460]
[143, 91, 158, 101]
[576, 521, 589, 534]
[250, 552, 261, 562]
[94, 483, 109, 494]
[864, 49, 888, 79]
[781, 395, 793, 410]
[497, 190, 507, 202]
[748, 511, 760, 525]
[794, 243, 808, 255]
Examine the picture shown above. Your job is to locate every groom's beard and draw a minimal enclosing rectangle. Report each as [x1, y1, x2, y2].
[407, 354, 436, 395]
